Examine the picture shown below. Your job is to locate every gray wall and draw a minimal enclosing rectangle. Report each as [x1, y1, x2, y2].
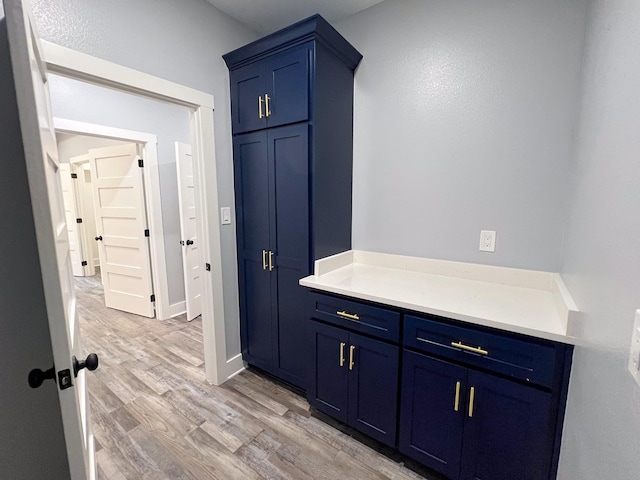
[48, 73, 192, 306]
[31, 0, 257, 353]
[335, 0, 588, 271]
[557, 0, 640, 478]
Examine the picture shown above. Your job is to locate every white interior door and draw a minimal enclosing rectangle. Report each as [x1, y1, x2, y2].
[176, 142, 202, 320]
[60, 162, 86, 276]
[70, 155, 97, 277]
[4, 0, 95, 478]
[89, 143, 155, 318]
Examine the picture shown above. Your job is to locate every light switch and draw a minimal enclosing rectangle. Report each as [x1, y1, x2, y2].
[628, 310, 640, 388]
[221, 207, 231, 225]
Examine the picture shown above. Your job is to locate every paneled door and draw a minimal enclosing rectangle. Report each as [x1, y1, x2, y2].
[175, 141, 202, 320]
[89, 143, 155, 317]
[2, 0, 97, 477]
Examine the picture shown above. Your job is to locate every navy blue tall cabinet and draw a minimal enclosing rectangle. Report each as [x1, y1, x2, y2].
[224, 16, 362, 389]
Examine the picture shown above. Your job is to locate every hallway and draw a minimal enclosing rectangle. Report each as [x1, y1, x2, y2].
[76, 275, 433, 479]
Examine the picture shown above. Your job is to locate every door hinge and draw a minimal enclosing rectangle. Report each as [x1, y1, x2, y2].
[76, 218, 83, 223]
[81, 261, 88, 266]
[138, 159, 144, 168]
[150, 294, 155, 302]
[144, 229, 150, 237]
[205, 263, 211, 271]
[71, 173, 78, 179]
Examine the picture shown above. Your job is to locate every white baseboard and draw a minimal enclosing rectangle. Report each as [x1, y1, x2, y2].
[168, 301, 186, 318]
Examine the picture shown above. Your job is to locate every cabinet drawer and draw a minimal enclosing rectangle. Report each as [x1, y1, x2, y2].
[310, 293, 400, 342]
[404, 315, 559, 388]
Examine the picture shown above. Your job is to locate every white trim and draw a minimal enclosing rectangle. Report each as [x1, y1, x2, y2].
[44, 43, 231, 385]
[42, 41, 214, 109]
[224, 355, 246, 381]
[169, 301, 187, 318]
[54, 118, 172, 321]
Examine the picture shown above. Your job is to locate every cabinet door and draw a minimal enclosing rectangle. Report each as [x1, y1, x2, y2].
[348, 332, 400, 447]
[233, 131, 273, 369]
[230, 62, 268, 134]
[309, 321, 350, 423]
[269, 124, 310, 388]
[265, 46, 310, 129]
[398, 351, 466, 480]
[460, 371, 554, 480]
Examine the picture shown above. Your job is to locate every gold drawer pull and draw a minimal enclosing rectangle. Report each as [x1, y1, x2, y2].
[262, 250, 267, 270]
[337, 311, 359, 321]
[468, 386, 475, 417]
[265, 94, 271, 117]
[451, 341, 488, 356]
[269, 251, 274, 271]
[258, 96, 264, 118]
[454, 381, 461, 412]
[339, 342, 346, 367]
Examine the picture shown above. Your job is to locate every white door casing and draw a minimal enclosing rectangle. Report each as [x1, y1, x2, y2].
[89, 143, 155, 318]
[176, 142, 202, 320]
[5, 0, 95, 478]
[60, 162, 86, 277]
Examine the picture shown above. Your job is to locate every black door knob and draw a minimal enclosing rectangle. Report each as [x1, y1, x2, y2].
[186, 239, 194, 246]
[28, 366, 55, 388]
[72, 353, 99, 377]
[180, 240, 185, 246]
[95, 236, 103, 241]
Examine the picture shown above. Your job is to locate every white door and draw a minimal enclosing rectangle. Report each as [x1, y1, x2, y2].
[176, 142, 202, 320]
[89, 143, 155, 317]
[2, 0, 95, 478]
[60, 162, 87, 276]
[71, 155, 97, 277]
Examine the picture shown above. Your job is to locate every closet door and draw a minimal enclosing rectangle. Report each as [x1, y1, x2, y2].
[233, 131, 273, 368]
[268, 124, 310, 388]
[265, 46, 310, 129]
[230, 62, 268, 134]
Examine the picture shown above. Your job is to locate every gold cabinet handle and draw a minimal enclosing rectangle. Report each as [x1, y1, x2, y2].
[339, 342, 346, 367]
[265, 94, 271, 117]
[468, 387, 475, 417]
[454, 381, 461, 412]
[262, 250, 267, 270]
[451, 341, 488, 356]
[269, 251, 274, 271]
[337, 311, 360, 321]
[258, 96, 264, 118]
[349, 345, 355, 371]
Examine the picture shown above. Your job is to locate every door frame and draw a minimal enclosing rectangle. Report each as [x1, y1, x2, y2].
[42, 41, 241, 385]
[55, 120, 172, 317]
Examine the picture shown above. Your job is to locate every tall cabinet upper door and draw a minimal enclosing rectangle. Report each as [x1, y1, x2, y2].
[265, 46, 310, 129]
[233, 131, 273, 368]
[268, 124, 310, 387]
[230, 62, 268, 134]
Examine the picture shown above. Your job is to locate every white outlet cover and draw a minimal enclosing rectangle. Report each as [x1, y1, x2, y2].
[479, 230, 496, 252]
[628, 310, 640, 388]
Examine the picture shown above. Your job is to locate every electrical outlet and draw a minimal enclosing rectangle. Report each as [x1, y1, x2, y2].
[479, 230, 496, 252]
[628, 310, 640, 388]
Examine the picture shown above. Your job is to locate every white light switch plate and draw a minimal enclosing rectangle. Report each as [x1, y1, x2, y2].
[221, 207, 231, 225]
[628, 310, 640, 388]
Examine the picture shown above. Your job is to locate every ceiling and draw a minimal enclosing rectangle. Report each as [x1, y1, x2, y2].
[204, 0, 385, 35]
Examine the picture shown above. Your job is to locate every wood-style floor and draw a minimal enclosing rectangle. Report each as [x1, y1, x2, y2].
[76, 274, 438, 480]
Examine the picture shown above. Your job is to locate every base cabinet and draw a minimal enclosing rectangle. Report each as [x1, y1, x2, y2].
[309, 320, 399, 447]
[399, 351, 555, 480]
[306, 292, 573, 480]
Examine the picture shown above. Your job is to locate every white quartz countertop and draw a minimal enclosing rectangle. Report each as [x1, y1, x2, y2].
[299, 251, 578, 344]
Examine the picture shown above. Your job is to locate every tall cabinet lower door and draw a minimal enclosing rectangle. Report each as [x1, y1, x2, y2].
[233, 131, 273, 369]
[234, 125, 310, 387]
[269, 124, 309, 386]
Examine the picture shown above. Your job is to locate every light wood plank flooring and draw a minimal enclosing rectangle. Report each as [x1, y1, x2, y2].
[75, 274, 439, 480]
